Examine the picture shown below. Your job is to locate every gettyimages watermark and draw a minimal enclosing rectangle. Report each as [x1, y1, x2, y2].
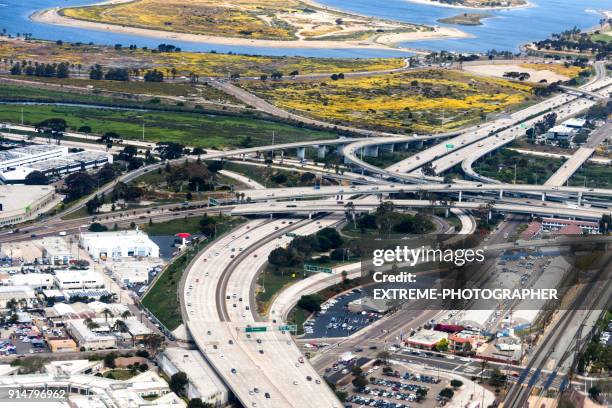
[352, 233, 612, 312]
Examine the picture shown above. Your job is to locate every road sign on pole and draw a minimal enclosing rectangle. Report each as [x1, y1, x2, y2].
[245, 326, 267, 333]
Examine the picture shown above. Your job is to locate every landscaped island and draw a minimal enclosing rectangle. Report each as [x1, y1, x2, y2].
[32, 0, 469, 51]
[438, 13, 493, 26]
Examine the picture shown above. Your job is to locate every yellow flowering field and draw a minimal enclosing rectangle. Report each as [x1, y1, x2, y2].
[242, 69, 536, 133]
[519, 63, 586, 78]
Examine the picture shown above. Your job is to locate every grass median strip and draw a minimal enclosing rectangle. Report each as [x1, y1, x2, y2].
[141, 215, 245, 331]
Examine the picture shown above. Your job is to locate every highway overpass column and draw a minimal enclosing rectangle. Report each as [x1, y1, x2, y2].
[380, 144, 395, 153]
[296, 147, 306, 160]
[541, 192, 546, 202]
[317, 146, 327, 159]
[499, 189, 503, 199]
[445, 207, 449, 218]
[458, 191, 463, 202]
[308, 212, 312, 220]
[578, 192, 583, 206]
[364, 145, 379, 157]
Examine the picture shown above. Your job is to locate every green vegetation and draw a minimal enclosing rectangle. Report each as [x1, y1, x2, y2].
[362, 148, 420, 169]
[103, 369, 139, 380]
[438, 13, 492, 26]
[477, 148, 612, 188]
[344, 201, 435, 238]
[475, 148, 563, 184]
[569, 163, 612, 189]
[141, 216, 245, 330]
[0, 103, 335, 148]
[143, 217, 203, 235]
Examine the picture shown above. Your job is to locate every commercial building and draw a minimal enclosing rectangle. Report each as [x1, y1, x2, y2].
[47, 338, 79, 353]
[0, 144, 68, 171]
[0, 185, 61, 227]
[159, 347, 229, 407]
[54, 269, 105, 290]
[546, 125, 576, 141]
[0, 145, 113, 184]
[40, 237, 74, 265]
[541, 218, 599, 234]
[0, 285, 36, 308]
[66, 319, 117, 351]
[80, 230, 160, 261]
[8, 273, 54, 289]
[405, 329, 448, 350]
[0, 365, 185, 408]
[562, 118, 587, 129]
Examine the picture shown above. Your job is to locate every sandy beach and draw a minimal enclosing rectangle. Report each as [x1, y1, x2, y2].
[30, 3, 469, 54]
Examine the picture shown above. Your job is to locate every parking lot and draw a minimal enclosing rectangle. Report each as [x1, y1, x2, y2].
[302, 290, 382, 339]
[343, 367, 448, 408]
[0, 324, 51, 356]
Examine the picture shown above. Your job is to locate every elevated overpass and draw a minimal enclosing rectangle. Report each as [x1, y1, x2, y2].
[230, 198, 609, 220]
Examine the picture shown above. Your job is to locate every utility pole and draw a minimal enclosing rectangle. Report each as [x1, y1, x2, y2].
[142, 119, 145, 141]
[20, 107, 23, 125]
[513, 164, 517, 185]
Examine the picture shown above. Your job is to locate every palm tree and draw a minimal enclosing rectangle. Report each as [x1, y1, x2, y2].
[101, 308, 114, 323]
[85, 318, 99, 331]
[344, 201, 356, 229]
[113, 319, 128, 333]
[121, 310, 132, 319]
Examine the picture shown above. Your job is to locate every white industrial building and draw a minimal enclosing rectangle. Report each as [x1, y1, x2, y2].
[0, 185, 61, 227]
[159, 347, 229, 407]
[0, 144, 113, 184]
[7, 273, 54, 289]
[0, 285, 36, 308]
[40, 237, 74, 265]
[0, 144, 68, 171]
[54, 269, 105, 290]
[80, 230, 160, 261]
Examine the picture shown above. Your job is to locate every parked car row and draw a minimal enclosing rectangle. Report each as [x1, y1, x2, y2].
[372, 377, 428, 392]
[347, 394, 410, 408]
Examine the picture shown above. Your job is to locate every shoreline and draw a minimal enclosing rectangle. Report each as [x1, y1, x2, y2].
[401, 0, 534, 11]
[30, 2, 470, 55]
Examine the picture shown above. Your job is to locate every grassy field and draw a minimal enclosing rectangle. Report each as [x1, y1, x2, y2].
[0, 103, 336, 148]
[475, 148, 563, 184]
[569, 163, 612, 189]
[141, 216, 245, 330]
[479, 149, 612, 188]
[0, 39, 406, 79]
[242, 69, 535, 133]
[142, 216, 205, 235]
[103, 369, 138, 380]
[590, 32, 612, 43]
[2, 76, 239, 102]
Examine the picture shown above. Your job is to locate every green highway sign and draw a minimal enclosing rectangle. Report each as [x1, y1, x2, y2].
[245, 326, 267, 333]
[445, 143, 454, 149]
[304, 264, 333, 274]
[208, 197, 219, 206]
[278, 325, 297, 332]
